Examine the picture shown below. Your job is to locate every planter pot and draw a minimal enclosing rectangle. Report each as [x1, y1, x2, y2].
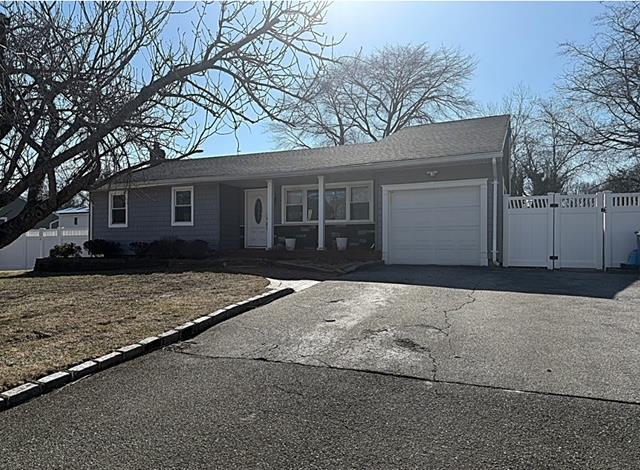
[285, 238, 296, 251]
[336, 237, 348, 251]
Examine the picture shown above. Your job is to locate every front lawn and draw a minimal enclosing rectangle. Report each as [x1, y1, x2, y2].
[0, 270, 268, 391]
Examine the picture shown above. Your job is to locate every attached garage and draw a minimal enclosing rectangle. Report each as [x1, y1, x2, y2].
[382, 179, 488, 266]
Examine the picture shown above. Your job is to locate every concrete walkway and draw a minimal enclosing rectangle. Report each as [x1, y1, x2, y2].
[267, 277, 320, 292]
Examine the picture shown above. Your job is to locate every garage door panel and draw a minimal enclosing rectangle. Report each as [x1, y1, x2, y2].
[389, 247, 479, 265]
[390, 208, 480, 228]
[392, 187, 479, 209]
[390, 228, 480, 246]
[386, 183, 484, 266]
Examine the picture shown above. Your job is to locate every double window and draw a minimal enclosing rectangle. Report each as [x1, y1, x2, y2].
[172, 186, 194, 226]
[108, 190, 128, 228]
[282, 181, 373, 224]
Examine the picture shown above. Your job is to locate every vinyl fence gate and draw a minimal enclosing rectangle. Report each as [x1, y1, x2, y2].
[503, 192, 640, 270]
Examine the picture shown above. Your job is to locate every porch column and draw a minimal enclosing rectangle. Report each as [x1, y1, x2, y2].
[266, 179, 274, 250]
[317, 175, 325, 250]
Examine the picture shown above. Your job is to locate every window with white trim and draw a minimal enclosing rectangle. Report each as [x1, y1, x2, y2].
[325, 188, 346, 220]
[350, 185, 371, 220]
[284, 189, 303, 222]
[306, 190, 318, 221]
[109, 190, 128, 228]
[172, 186, 194, 226]
[282, 181, 373, 224]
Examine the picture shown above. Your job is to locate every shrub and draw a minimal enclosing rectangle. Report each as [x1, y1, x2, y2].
[129, 241, 151, 257]
[49, 243, 82, 258]
[83, 239, 122, 258]
[177, 239, 209, 259]
[145, 239, 180, 259]
[145, 238, 210, 259]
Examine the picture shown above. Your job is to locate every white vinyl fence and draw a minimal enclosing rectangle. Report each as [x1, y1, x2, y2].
[0, 228, 89, 270]
[504, 192, 640, 270]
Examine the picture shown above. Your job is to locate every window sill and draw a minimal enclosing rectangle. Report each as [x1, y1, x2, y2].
[108, 224, 128, 229]
[171, 222, 194, 227]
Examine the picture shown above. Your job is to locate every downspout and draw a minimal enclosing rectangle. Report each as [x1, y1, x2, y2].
[491, 157, 498, 266]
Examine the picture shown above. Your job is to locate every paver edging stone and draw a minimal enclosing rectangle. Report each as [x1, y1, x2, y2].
[0, 287, 294, 413]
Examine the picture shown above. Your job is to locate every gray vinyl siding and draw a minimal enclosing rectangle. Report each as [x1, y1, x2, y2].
[91, 182, 220, 251]
[219, 184, 243, 250]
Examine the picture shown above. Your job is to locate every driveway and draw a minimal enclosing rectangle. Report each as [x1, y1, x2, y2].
[186, 266, 640, 403]
[1, 266, 640, 469]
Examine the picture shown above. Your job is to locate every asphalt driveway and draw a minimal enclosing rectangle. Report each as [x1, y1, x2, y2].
[185, 266, 640, 403]
[2, 266, 640, 469]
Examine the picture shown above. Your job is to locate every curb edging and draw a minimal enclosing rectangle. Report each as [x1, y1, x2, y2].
[0, 287, 294, 413]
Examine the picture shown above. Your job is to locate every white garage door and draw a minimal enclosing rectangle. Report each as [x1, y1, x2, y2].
[384, 182, 486, 266]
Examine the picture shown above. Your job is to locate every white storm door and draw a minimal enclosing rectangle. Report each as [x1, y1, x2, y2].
[245, 189, 268, 248]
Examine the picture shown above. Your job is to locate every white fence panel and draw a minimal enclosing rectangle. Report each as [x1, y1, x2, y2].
[504, 195, 553, 268]
[0, 228, 88, 270]
[0, 234, 28, 270]
[505, 191, 640, 270]
[555, 193, 603, 269]
[605, 193, 640, 268]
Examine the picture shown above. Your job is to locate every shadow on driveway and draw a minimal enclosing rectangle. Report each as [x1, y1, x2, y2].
[225, 263, 639, 300]
[340, 265, 640, 300]
[9, 262, 638, 300]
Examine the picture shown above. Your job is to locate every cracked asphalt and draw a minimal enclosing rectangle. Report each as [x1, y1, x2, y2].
[185, 266, 640, 402]
[1, 266, 640, 469]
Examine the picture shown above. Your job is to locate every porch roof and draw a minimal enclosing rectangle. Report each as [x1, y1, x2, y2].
[110, 115, 509, 187]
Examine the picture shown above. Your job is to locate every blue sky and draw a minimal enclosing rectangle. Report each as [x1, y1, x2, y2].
[201, 1, 606, 157]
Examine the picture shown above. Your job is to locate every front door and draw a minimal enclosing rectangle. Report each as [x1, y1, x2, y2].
[245, 189, 267, 248]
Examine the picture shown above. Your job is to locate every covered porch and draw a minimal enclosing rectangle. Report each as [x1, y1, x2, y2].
[219, 171, 377, 253]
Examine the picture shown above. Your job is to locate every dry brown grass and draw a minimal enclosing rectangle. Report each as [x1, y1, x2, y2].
[0, 270, 268, 391]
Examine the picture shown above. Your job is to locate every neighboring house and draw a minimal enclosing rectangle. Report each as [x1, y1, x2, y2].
[91, 115, 511, 266]
[49, 207, 89, 229]
[0, 197, 57, 228]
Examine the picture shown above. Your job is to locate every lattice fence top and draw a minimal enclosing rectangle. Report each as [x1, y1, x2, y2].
[25, 228, 89, 238]
[558, 194, 598, 209]
[507, 196, 549, 210]
[609, 193, 640, 207]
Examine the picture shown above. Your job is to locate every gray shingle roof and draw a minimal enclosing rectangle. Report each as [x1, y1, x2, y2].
[121, 115, 509, 184]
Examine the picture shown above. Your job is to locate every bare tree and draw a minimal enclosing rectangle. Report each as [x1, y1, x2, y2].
[270, 43, 475, 148]
[600, 163, 640, 192]
[560, 3, 640, 158]
[269, 65, 361, 148]
[481, 85, 538, 195]
[485, 86, 594, 195]
[520, 101, 593, 194]
[0, 1, 335, 248]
